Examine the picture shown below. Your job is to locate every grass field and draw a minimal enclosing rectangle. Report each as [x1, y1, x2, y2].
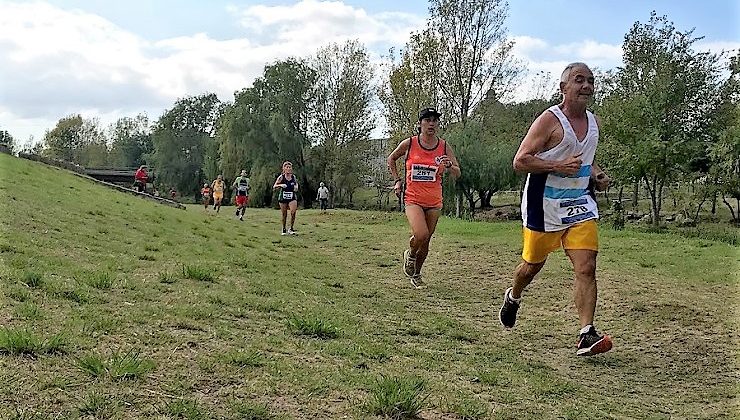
[1, 153, 738, 419]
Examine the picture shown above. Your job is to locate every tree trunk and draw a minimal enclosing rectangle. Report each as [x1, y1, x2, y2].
[479, 189, 493, 208]
[656, 176, 664, 226]
[632, 177, 639, 209]
[694, 193, 708, 221]
[643, 175, 660, 227]
[721, 194, 737, 222]
[711, 190, 718, 214]
[455, 190, 463, 218]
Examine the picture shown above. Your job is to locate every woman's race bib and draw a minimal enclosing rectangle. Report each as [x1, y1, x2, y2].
[282, 191, 294, 200]
[238, 184, 248, 192]
[410, 164, 438, 182]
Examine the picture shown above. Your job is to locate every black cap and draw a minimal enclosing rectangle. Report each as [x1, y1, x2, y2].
[418, 107, 442, 121]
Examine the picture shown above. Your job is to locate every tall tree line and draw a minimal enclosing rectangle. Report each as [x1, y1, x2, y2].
[21, 6, 738, 224]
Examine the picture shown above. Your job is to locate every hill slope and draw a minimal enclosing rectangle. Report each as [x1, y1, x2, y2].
[0, 154, 738, 419]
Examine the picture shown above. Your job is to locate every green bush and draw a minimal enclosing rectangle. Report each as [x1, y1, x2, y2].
[286, 315, 339, 339]
[363, 375, 428, 419]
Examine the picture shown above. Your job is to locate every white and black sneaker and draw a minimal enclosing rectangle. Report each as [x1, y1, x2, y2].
[287, 228, 296, 235]
[410, 273, 424, 288]
[402, 249, 415, 278]
[498, 287, 521, 328]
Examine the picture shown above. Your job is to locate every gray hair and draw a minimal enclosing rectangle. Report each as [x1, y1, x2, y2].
[560, 62, 591, 83]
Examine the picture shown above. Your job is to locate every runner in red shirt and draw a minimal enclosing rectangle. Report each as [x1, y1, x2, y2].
[386, 108, 461, 288]
[134, 165, 148, 192]
[200, 183, 212, 209]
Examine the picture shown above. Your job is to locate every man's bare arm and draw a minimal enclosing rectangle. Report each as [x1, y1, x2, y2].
[513, 112, 583, 175]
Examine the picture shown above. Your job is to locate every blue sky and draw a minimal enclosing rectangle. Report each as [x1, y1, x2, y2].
[1, 0, 737, 143]
[33, 0, 740, 44]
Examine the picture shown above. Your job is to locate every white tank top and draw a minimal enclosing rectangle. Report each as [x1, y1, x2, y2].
[521, 105, 599, 232]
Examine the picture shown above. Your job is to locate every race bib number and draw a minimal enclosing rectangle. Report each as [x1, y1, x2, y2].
[282, 191, 294, 200]
[238, 185, 248, 192]
[559, 198, 595, 224]
[411, 164, 438, 182]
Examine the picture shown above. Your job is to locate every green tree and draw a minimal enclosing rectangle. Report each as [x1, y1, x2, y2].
[311, 40, 376, 206]
[218, 59, 316, 206]
[77, 118, 109, 168]
[150, 94, 223, 198]
[109, 114, 152, 168]
[42, 115, 109, 167]
[705, 52, 740, 222]
[599, 12, 726, 226]
[428, 0, 523, 124]
[0, 129, 16, 155]
[378, 30, 443, 142]
[445, 97, 551, 216]
[43, 114, 85, 163]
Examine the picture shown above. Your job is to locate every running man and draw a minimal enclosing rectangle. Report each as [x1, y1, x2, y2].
[498, 62, 612, 357]
[232, 170, 250, 221]
[387, 107, 460, 288]
[200, 183, 212, 209]
[316, 182, 330, 212]
[211, 174, 226, 212]
[273, 161, 299, 235]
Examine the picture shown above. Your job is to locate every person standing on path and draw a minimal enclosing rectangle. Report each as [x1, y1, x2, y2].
[316, 182, 330, 212]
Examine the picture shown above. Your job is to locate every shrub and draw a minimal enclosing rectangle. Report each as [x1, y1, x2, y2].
[363, 375, 428, 419]
[286, 315, 339, 339]
[182, 265, 216, 282]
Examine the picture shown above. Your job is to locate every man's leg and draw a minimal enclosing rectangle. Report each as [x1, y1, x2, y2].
[565, 249, 597, 327]
[562, 220, 611, 356]
[511, 260, 546, 299]
[499, 227, 558, 328]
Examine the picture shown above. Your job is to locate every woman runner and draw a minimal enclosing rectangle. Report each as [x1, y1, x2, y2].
[387, 107, 461, 288]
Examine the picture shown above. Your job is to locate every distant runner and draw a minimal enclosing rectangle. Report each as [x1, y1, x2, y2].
[211, 174, 226, 212]
[134, 165, 148, 193]
[200, 183, 212, 209]
[273, 161, 299, 235]
[232, 170, 250, 221]
[316, 182, 330, 212]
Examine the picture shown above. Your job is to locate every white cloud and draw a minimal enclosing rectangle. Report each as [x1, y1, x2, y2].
[234, 0, 422, 48]
[509, 35, 624, 101]
[2, 0, 732, 144]
[695, 40, 740, 55]
[0, 0, 424, 142]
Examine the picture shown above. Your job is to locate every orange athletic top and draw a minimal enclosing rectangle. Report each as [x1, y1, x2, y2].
[404, 136, 447, 209]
